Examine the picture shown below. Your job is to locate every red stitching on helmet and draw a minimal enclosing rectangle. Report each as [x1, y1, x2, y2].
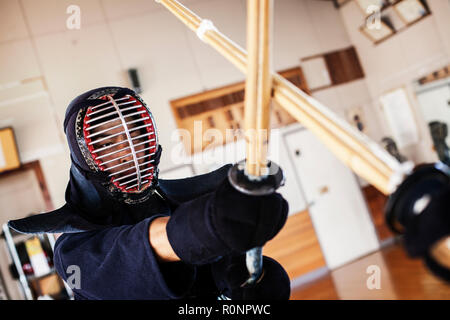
[84, 96, 108, 172]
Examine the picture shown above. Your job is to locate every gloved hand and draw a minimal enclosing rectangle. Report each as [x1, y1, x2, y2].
[211, 254, 291, 300]
[385, 163, 450, 282]
[166, 177, 288, 265]
[403, 187, 450, 281]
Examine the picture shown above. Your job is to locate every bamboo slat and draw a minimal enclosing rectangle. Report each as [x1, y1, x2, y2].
[244, 0, 260, 177]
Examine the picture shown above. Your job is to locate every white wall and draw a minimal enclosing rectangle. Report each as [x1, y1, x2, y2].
[0, 0, 355, 208]
[339, 0, 450, 165]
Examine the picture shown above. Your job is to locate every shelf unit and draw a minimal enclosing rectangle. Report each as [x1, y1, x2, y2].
[358, 0, 431, 45]
[170, 66, 310, 155]
[1, 223, 73, 300]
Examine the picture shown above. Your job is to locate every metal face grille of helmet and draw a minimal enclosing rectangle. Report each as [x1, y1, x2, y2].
[79, 93, 158, 194]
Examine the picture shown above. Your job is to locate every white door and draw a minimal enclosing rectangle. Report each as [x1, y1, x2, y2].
[285, 128, 379, 269]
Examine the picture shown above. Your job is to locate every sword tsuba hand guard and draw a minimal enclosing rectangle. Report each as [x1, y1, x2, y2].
[227, 159, 285, 196]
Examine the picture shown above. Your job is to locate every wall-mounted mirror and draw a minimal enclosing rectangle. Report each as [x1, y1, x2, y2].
[414, 65, 450, 165]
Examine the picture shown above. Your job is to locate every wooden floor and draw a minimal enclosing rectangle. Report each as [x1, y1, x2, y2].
[263, 210, 326, 280]
[290, 242, 450, 300]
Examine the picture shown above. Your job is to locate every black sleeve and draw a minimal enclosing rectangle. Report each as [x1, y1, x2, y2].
[53, 216, 196, 300]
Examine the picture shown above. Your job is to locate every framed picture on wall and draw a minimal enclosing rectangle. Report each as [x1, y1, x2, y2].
[360, 17, 394, 43]
[394, 0, 428, 25]
[346, 106, 368, 134]
[0, 127, 20, 173]
[380, 87, 419, 148]
[355, 0, 386, 15]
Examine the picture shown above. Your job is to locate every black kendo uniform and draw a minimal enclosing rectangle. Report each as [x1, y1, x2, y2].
[8, 87, 291, 300]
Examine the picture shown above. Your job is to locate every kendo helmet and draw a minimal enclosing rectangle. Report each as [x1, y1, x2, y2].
[64, 86, 162, 204]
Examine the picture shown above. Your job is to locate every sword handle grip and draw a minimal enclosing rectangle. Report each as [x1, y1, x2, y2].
[228, 160, 285, 287]
[242, 246, 263, 286]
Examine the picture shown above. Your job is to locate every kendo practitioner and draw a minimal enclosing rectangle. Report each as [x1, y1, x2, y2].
[8, 87, 291, 300]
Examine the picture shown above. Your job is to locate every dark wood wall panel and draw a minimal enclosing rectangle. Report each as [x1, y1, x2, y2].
[324, 47, 364, 86]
